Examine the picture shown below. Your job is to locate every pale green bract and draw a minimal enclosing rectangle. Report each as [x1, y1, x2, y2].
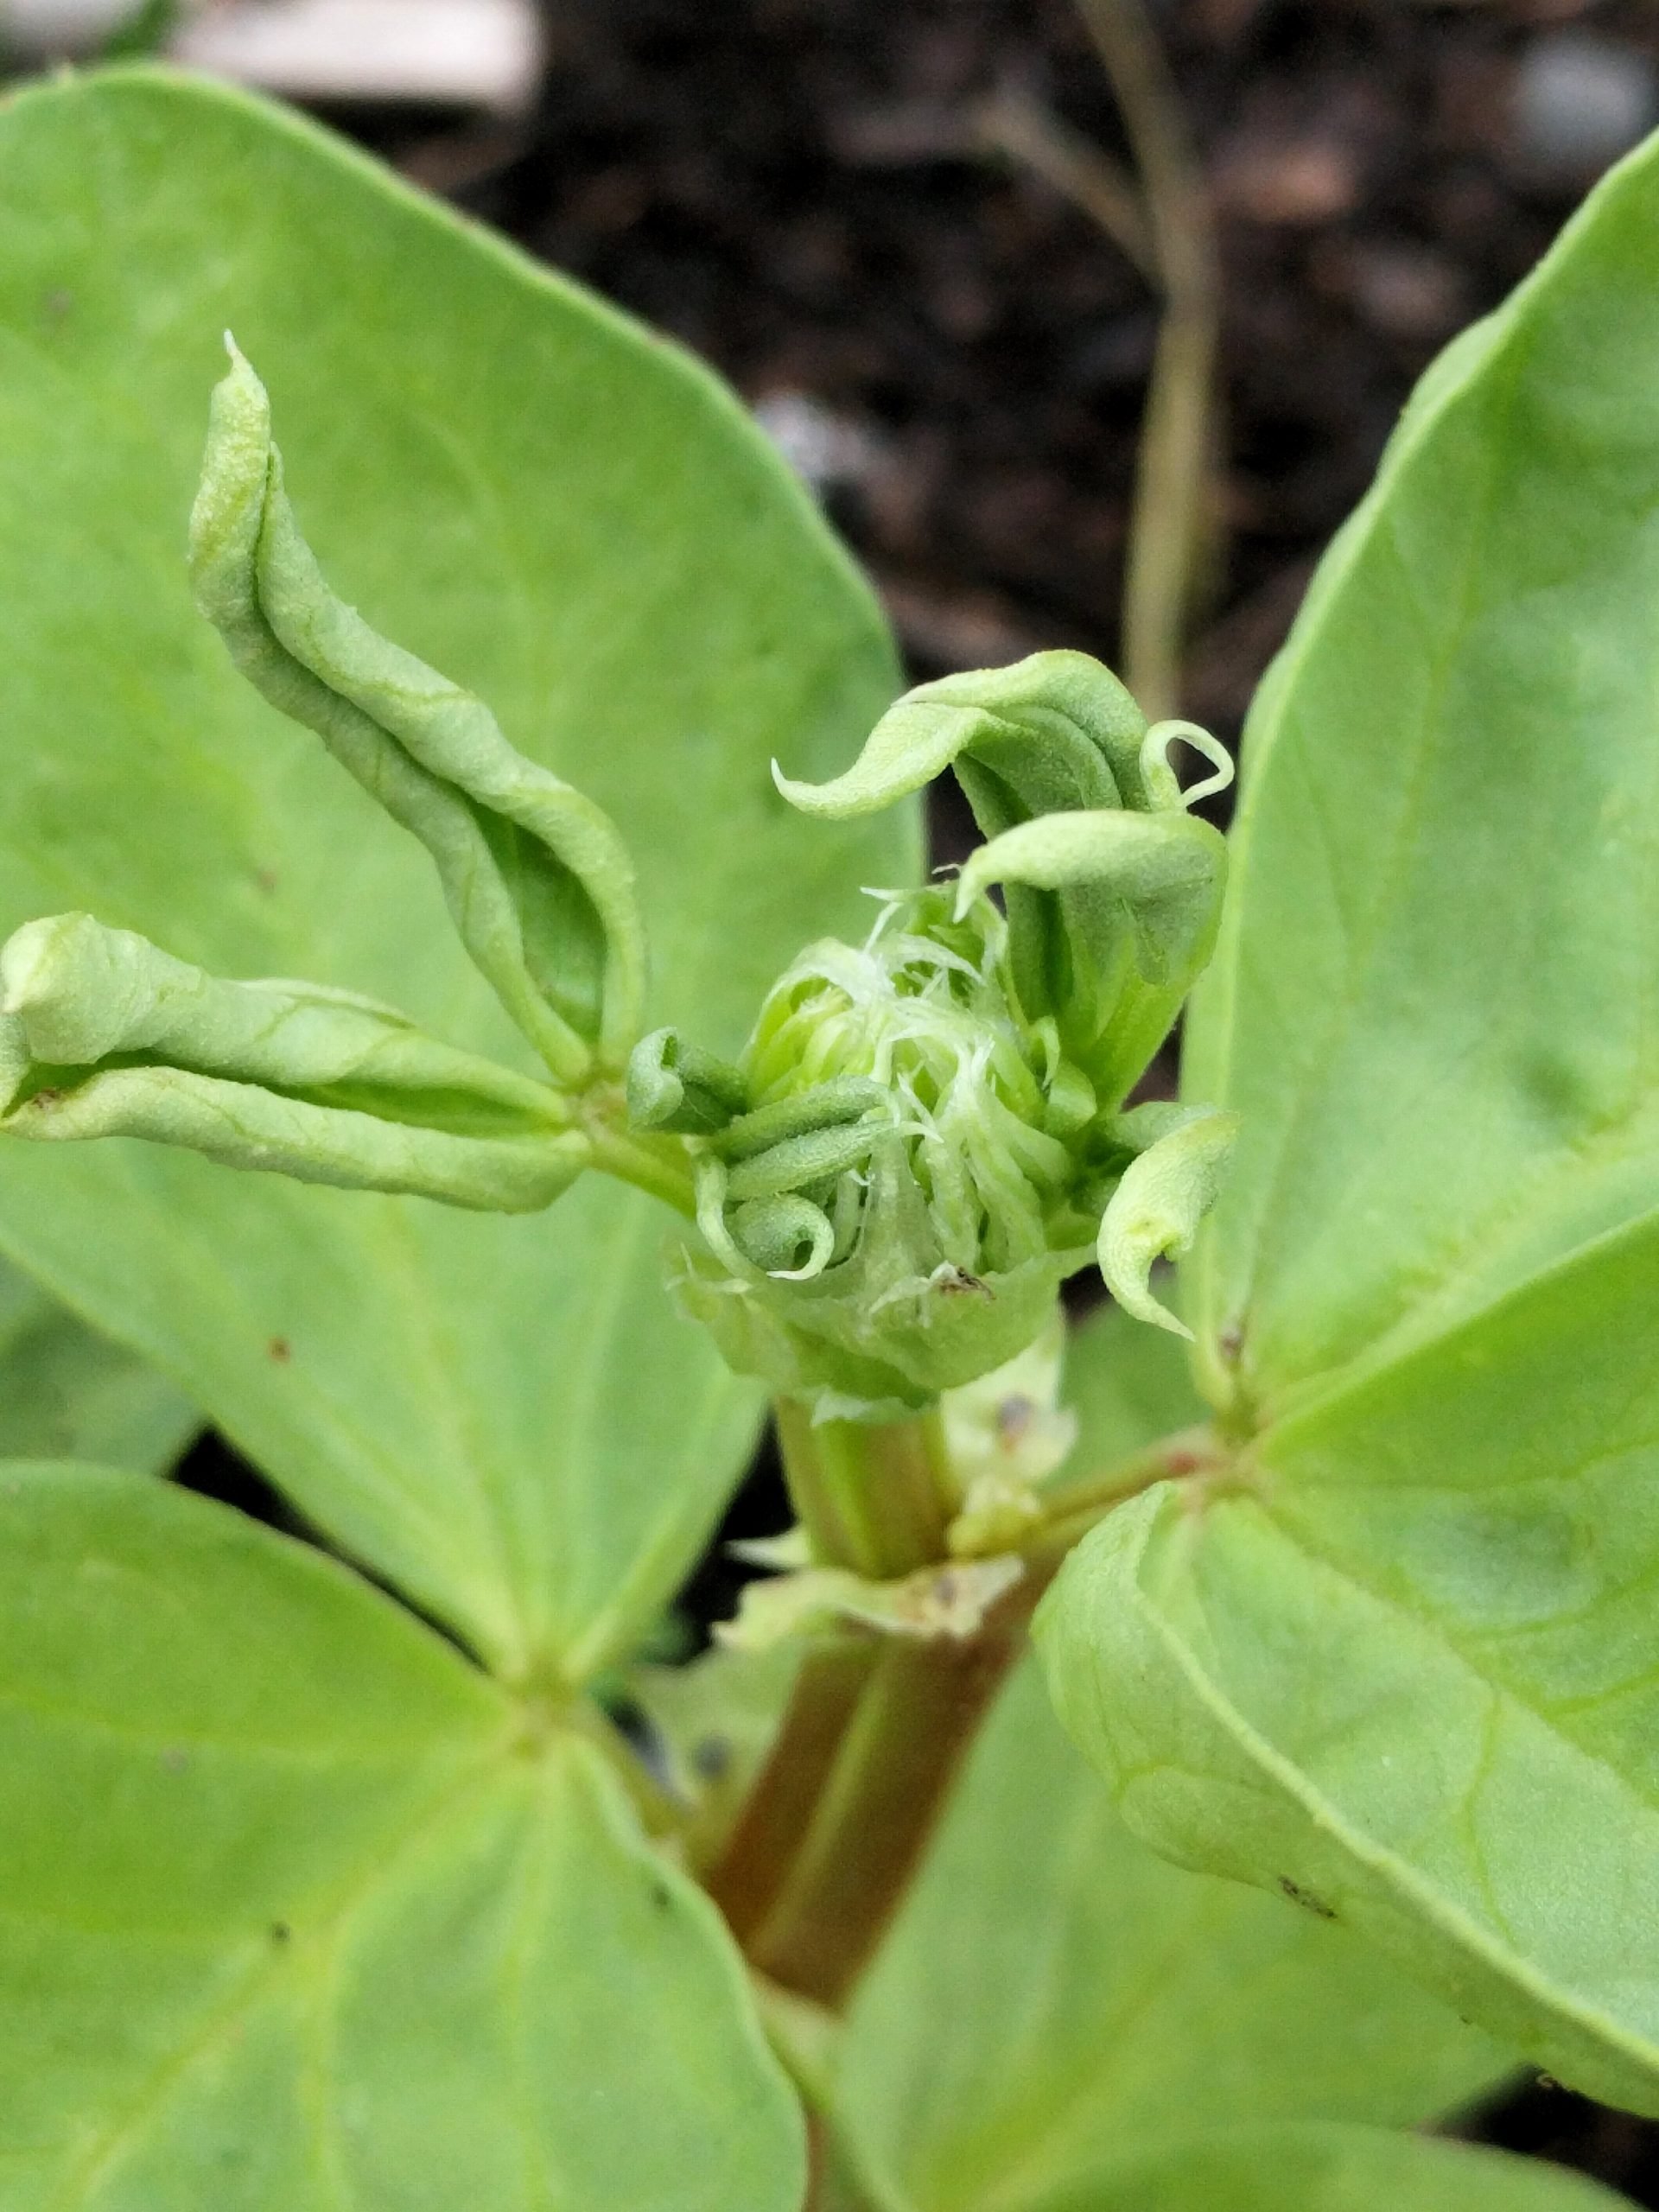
[191, 340, 647, 1085]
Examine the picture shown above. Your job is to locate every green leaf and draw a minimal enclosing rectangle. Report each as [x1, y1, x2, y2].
[1039, 121, 1659, 2112]
[191, 340, 645, 1083]
[0, 67, 911, 1675]
[0, 912, 588, 1210]
[0, 1463, 804, 2209]
[830, 1311, 1509, 2212]
[1184, 129, 1659, 1421]
[956, 809, 1227, 1109]
[0, 1256, 195, 1471]
[1040, 1211, 1659, 2116]
[1017, 2123, 1635, 2212]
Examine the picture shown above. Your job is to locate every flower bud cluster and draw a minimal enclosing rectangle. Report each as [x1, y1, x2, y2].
[641, 887, 1096, 1414]
[633, 651, 1239, 1415]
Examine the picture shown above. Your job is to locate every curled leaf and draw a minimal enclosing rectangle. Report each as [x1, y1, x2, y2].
[190, 340, 646, 1084]
[773, 652, 1140, 822]
[1096, 1108, 1238, 1337]
[0, 913, 586, 1211]
[729, 1196, 837, 1280]
[956, 809, 1226, 988]
[957, 808, 1228, 1107]
[626, 1027, 749, 1135]
[1138, 717, 1236, 811]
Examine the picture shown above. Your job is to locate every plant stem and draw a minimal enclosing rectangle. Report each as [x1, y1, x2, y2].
[705, 1402, 957, 1955]
[1073, 0, 1220, 719]
[581, 1101, 698, 1217]
[709, 1416, 1222, 2012]
[773, 1397, 958, 1580]
[746, 1582, 1033, 2007]
[705, 1635, 880, 1948]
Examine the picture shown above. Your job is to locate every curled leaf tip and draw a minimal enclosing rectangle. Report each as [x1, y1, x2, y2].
[1141, 719, 1235, 810]
[1097, 1107, 1238, 1337]
[186, 359, 649, 1084]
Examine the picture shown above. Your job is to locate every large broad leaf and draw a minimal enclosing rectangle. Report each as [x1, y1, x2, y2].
[1041, 131, 1659, 2110]
[1183, 132, 1659, 1419]
[0, 67, 911, 1677]
[831, 1312, 1508, 2212]
[1019, 2122, 1634, 2212]
[0, 1255, 195, 1471]
[0, 1463, 803, 2209]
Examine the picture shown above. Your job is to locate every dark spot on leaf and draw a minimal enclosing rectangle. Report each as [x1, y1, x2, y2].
[650, 1879, 672, 1914]
[29, 1089, 61, 1110]
[255, 868, 279, 894]
[267, 1338, 291, 1363]
[935, 1268, 988, 1298]
[42, 288, 73, 323]
[270, 1921, 292, 1945]
[691, 1735, 731, 1783]
[1218, 1321, 1245, 1364]
[1277, 1875, 1337, 1920]
[160, 1746, 189, 1774]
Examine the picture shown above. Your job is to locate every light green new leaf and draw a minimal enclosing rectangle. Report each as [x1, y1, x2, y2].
[192, 341, 645, 1082]
[0, 68, 910, 1675]
[0, 1255, 195, 1471]
[1020, 2122, 1634, 2212]
[957, 809, 1227, 1106]
[1184, 129, 1659, 1419]
[773, 651, 1140, 822]
[830, 1311, 1509, 2212]
[1, 909, 587, 1209]
[0, 912, 588, 1210]
[0, 1464, 804, 2211]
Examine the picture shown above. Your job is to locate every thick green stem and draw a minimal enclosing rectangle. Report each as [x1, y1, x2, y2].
[709, 1414, 1223, 2014]
[705, 1401, 957, 1964]
[773, 1397, 957, 1579]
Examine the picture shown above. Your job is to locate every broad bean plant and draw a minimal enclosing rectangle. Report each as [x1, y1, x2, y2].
[0, 63, 1653, 2212]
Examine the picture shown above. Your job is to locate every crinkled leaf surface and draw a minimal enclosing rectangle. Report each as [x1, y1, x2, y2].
[0, 1255, 195, 1471]
[1020, 2122, 1633, 2212]
[0, 68, 910, 1675]
[830, 1312, 1508, 2212]
[1043, 135, 1659, 2111]
[0, 1464, 803, 2210]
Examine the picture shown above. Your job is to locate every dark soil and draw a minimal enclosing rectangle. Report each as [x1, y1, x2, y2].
[224, 3, 1659, 2196]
